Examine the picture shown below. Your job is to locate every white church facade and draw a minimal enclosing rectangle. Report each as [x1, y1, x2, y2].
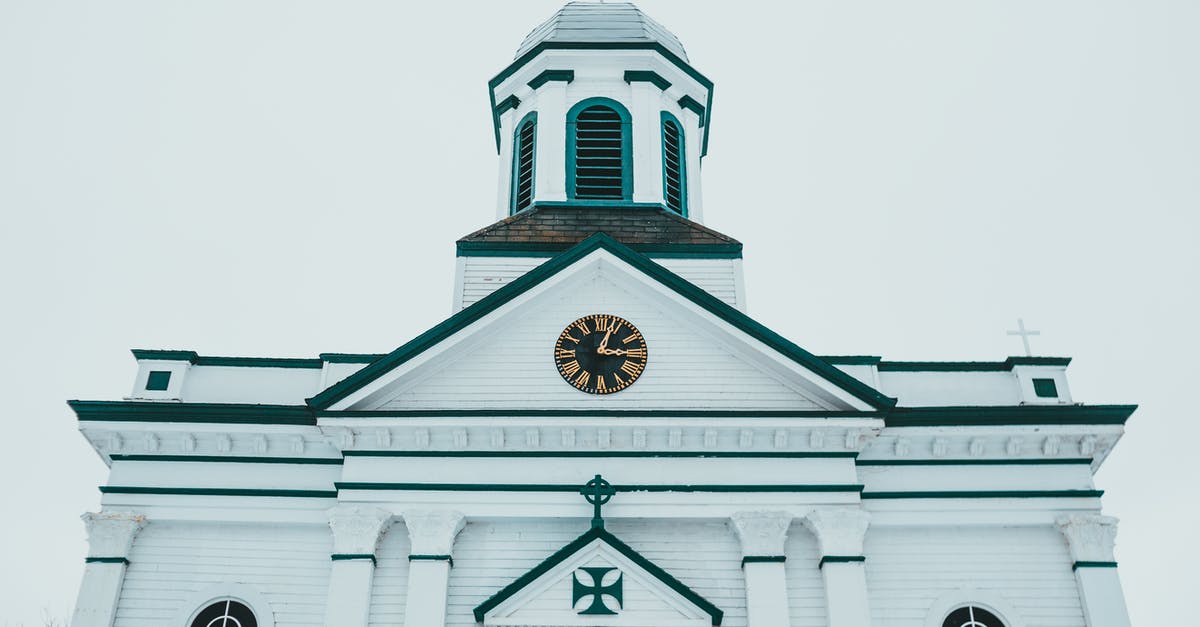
[70, 3, 1136, 627]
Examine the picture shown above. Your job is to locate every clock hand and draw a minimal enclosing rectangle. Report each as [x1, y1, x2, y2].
[597, 327, 613, 354]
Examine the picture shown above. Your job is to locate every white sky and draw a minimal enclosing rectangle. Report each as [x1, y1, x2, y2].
[1, 1, 1196, 624]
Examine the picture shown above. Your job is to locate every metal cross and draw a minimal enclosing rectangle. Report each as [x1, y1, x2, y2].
[572, 566, 623, 615]
[581, 474, 615, 529]
[1006, 318, 1041, 357]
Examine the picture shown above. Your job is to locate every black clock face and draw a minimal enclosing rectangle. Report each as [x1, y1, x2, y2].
[554, 314, 648, 394]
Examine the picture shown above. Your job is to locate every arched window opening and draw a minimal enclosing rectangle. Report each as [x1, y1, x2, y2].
[661, 113, 686, 216]
[942, 606, 1006, 627]
[191, 599, 258, 627]
[568, 99, 631, 201]
[511, 113, 537, 214]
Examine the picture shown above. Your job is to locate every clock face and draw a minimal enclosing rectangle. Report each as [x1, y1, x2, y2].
[554, 314, 648, 394]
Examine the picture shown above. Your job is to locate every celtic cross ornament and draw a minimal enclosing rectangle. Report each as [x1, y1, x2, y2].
[581, 474, 615, 529]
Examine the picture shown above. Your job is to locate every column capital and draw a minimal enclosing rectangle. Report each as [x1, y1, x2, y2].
[730, 511, 793, 557]
[404, 510, 466, 556]
[1056, 514, 1119, 563]
[801, 507, 870, 557]
[328, 504, 393, 556]
[81, 510, 146, 558]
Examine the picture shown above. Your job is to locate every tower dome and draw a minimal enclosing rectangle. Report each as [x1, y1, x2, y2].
[516, 1, 689, 62]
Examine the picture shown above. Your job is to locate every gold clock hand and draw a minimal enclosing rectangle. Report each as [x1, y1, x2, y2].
[597, 327, 613, 354]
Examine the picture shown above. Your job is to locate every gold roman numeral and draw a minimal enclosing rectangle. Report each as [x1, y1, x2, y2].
[573, 321, 590, 336]
[562, 332, 580, 344]
[573, 370, 591, 388]
[624, 348, 646, 359]
[596, 375, 607, 392]
[555, 348, 576, 360]
[561, 360, 581, 377]
[622, 332, 643, 345]
[612, 372, 625, 386]
[620, 360, 643, 377]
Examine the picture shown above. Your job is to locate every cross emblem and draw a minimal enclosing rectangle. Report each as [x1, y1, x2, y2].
[1006, 318, 1041, 357]
[572, 566, 623, 615]
[581, 474, 615, 529]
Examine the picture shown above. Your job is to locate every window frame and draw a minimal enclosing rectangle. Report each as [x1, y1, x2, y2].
[923, 590, 1024, 627]
[566, 97, 633, 202]
[510, 111, 538, 215]
[660, 111, 687, 216]
[176, 583, 275, 627]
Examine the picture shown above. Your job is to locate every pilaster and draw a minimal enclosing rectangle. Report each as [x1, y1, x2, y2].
[534, 82, 568, 204]
[1057, 514, 1131, 627]
[324, 505, 393, 627]
[630, 81, 662, 204]
[802, 507, 872, 627]
[403, 510, 466, 627]
[72, 510, 146, 627]
[730, 511, 793, 626]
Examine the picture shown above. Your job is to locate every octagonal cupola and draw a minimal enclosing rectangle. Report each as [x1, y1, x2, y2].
[489, 1, 714, 223]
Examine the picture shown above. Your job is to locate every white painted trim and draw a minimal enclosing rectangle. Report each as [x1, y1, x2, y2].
[175, 581, 277, 627]
[922, 588, 1026, 627]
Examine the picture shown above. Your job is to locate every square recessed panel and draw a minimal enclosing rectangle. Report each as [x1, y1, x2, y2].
[145, 370, 172, 391]
[1032, 377, 1058, 398]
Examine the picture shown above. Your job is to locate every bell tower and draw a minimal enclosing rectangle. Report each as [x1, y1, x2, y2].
[488, 1, 713, 222]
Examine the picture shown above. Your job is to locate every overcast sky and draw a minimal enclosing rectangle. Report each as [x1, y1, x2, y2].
[1, 1, 1196, 625]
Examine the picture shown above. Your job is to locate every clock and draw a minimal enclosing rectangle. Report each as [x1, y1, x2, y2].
[554, 314, 648, 394]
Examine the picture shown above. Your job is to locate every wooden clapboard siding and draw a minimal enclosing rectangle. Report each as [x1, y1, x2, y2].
[865, 526, 1085, 626]
[785, 523, 828, 627]
[115, 521, 331, 626]
[368, 520, 411, 627]
[444, 519, 748, 627]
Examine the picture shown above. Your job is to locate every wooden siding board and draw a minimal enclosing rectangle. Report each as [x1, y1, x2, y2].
[785, 523, 829, 626]
[368, 521, 411, 627]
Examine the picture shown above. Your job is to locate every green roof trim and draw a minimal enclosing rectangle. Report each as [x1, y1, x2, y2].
[320, 409, 877, 418]
[308, 233, 895, 410]
[472, 525, 724, 625]
[457, 239, 742, 258]
[319, 353, 386, 364]
[488, 41, 715, 156]
[336, 482, 864, 493]
[624, 69, 671, 90]
[193, 356, 323, 368]
[131, 349, 199, 363]
[878, 357, 1072, 372]
[342, 450, 858, 459]
[677, 95, 705, 124]
[527, 69, 575, 89]
[886, 405, 1136, 427]
[110, 454, 341, 465]
[99, 486, 336, 498]
[820, 355, 882, 366]
[856, 458, 1092, 467]
[70, 400, 316, 425]
[861, 490, 1104, 499]
[133, 349, 384, 368]
[495, 94, 521, 116]
[85, 557, 129, 565]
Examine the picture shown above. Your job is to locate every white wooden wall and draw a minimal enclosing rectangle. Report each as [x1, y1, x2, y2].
[784, 522, 828, 627]
[367, 521, 412, 627]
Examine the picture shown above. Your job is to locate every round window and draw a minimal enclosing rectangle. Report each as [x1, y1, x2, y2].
[190, 599, 258, 627]
[943, 605, 1005, 627]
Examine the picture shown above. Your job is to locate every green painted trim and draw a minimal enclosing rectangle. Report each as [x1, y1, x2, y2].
[567, 97, 633, 201]
[100, 486, 337, 498]
[455, 246, 742, 259]
[85, 557, 129, 565]
[661, 110, 687, 217]
[110, 454, 342, 465]
[527, 69, 574, 89]
[495, 94, 521, 116]
[456, 233, 743, 257]
[1073, 561, 1118, 571]
[820, 355, 882, 366]
[878, 356, 1072, 372]
[309, 233, 895, 410]
[342, 450, 858, 459]
[193, 356, 323, 368]
[624, 70, 671, 90]
[861, 490, 1104, 499]
[331, 553, 376, 565]
[741, 556, 786, 566]
[886, 405, 1136, 427]
[319, 352, 386, 363]
[819, 555, 866, 568]
[70, 400, 316, 425]
[131, 349, 199, 363]
[473, 526, 723, 625]
[677, 95, 705, 124]
[856, 458, 1092, 467]
[409, 554, 454, 566]
[322, 408, 876, 418]
[510, 110, 538, 215]
[336, 482, 864, 493]
[487, 41, 714, 156]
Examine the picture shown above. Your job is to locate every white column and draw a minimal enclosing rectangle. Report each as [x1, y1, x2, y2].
[494, 105, 519, 220]
[678, 106, 704, 223]
[730, 511, 793, 627]
[324, 505, 393, 627]
[402, 510, 466, 627]
[535, 82, 568, 203]
[72, 510, 146, 627]
[802, 508, 872, 627]
[630, 82, 662, 205]
[1057, 514, 1132, 627]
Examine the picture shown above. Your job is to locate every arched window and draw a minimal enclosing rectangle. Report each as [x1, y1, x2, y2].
[190, 599, 258, 627]
[511, 112, 537, 214]
[567, 98, 631, 201]
[942, 606, 1006, 627]
[660, 112, 686, 216]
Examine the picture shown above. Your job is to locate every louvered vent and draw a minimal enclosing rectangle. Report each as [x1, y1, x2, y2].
[574, 105, 625, 199]
[662, 119, 684, 214]
[513, 119, 536, 212]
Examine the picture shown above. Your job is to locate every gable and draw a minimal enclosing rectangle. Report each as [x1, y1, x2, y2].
[474, 527, 722, 626]
[309, 234, 893, 412]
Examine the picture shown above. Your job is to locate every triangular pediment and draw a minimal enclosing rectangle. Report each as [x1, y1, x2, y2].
[473, 526, 723, 626]
[309, 234, 893, 412]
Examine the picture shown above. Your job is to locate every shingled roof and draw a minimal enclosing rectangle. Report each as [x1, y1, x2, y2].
[456, 205, 741, 255]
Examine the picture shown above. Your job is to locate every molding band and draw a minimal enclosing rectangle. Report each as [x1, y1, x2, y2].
[323, 408, 873, 419]
[677, 95, 705, 123]
[856, 458, 1092, 467]
[741, 555, 786, 566]
[527, 69, 574, 89]
[110, 455, 342, 465]
[100, 486, 337, 498]
[343, 451, 858, 459]
[1073, 561, 1118, 571]
[886, 405, 1136, 427]
[495, 95, 521, 116]
[331, 553, 376, 566]
[337, 482, 864, 493]
[819, 555, 866, 568]
[861, 490, 1103, 499]
[85, 557, 129, 565]
[70, 400, 315, 425]
[409, 554, 454, 567]
[624, 70, 671, 90]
